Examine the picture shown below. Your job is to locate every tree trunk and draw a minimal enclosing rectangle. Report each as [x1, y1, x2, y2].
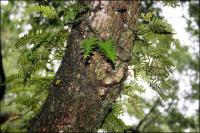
[28, 1, 139, 132]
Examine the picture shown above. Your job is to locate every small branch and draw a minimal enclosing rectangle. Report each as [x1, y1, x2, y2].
[0, 112, 21, 124]
[136, 99, 160, 131]
[141, 99, 174, 131]
[142, 112, 160, 131]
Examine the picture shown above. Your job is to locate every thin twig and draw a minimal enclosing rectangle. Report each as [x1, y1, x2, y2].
[136, 99, 160, 131]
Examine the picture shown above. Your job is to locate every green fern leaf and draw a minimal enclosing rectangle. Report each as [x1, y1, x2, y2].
[81, 37, 98, 59]
[98, 39, 116, 64]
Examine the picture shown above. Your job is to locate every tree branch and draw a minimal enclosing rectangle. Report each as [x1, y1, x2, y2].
[136, 99, 160, 131]
[141, 99, 174, 131]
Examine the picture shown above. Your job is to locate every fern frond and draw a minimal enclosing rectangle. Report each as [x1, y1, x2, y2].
[145, 65, 169, 79]
[16, 27, 67, 50]
[26, 5, 58, 19]
[81, 37, 98, 59]
[81, 37, 117, 64]
[98, 39, 116, 64]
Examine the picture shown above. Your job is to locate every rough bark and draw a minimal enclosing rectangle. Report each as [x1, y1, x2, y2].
[29, 1, 139, 132]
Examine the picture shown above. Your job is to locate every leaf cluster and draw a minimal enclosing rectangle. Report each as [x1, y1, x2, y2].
[131, 12, 180, 99]
[26, 5, 58, 19]
[81, 37, 116, 64]
[15, 26, 68, 85]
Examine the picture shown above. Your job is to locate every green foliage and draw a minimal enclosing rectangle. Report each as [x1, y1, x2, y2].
[165, 108, 196, 131]
[102, 104, 128, 132]
[131, 12, 180, 99]
[186, 1, 199, 38]
[63, 7, 78, 23]
[139, 15, 174, 41]
[0, 78, 51, 132]
[63, 3, 89, 24]
[122, 82, 145, 116]
[14, 26, 68, 85]
[81, 37, 116, 64]
[102, 82, 145, 130]
[81, 37, 98, 59]
[1, 8, 68, 131]
[26, 5, 58, 19]
[98, 39, 116, 64]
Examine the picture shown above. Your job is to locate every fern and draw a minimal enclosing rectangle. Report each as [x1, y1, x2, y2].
[81, 37, 98, 59]
[15, 34, 34, 48]
[26, 5, 58, 19]
[102, 82, 145, 131]
[15, 31, 50, 48]
[2, 75, 50, 132]
[98, 39, 116, 64]
[81, 37, 116, 64]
